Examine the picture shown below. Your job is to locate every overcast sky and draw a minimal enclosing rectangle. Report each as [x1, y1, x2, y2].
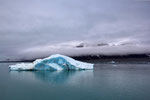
[0, 0, 150, 60]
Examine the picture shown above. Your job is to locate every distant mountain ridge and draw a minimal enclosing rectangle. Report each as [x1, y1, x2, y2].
[1, 42, 150, 62]
[1, 53, 150, 63]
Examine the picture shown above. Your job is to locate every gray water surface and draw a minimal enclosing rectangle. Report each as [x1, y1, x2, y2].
[0, 63, 150, 100]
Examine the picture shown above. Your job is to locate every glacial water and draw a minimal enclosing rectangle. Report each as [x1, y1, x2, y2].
[0, 63, 150, 100]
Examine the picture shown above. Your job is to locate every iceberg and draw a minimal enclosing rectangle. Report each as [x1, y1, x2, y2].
[9, 54, 94, 71]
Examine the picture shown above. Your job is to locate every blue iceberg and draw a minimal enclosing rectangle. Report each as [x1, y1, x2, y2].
[9, 54, 94, 71]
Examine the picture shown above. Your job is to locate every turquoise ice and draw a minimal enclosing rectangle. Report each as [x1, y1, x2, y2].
[9, 54, 94, 71]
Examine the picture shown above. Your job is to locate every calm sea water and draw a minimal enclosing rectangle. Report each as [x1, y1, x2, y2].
[0, 63, 150, 100]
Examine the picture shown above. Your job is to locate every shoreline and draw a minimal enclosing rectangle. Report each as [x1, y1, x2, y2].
[0, 58, 150, 64]
[0, 54, 150, 63]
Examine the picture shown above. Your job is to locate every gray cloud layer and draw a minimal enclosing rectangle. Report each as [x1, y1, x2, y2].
[0, 0, 150, 60]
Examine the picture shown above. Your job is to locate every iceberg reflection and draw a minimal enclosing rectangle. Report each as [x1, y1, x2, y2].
[9, 70, 93, 85]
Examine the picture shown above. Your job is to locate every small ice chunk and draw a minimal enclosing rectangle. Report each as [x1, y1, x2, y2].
[110, 61, 116, 64]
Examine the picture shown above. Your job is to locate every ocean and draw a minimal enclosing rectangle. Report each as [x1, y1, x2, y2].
[0, 63, 150, 100]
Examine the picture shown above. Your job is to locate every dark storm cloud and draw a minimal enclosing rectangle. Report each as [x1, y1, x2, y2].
[0, 0, 150, 60]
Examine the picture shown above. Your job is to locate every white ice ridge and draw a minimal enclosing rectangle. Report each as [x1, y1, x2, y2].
[9, 54, 94, 71]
